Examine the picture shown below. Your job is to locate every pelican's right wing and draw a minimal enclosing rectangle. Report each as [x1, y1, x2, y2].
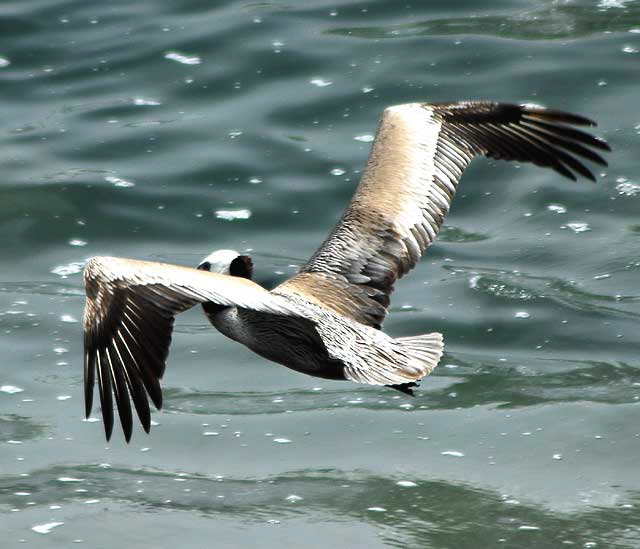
[83, 256, 300, 441]
[275, 101, 609, 328]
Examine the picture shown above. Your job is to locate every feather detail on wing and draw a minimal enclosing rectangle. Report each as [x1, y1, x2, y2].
[276, 101, 609, 328]
[83, 256, 301, 441]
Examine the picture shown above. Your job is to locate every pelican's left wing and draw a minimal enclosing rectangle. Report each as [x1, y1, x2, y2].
[275, 101, 610, 328]
[83, 256, 301, 441]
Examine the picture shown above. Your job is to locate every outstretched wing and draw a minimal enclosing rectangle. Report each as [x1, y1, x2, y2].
[83, 256, 300, 441]
[275, 101, 610, 328]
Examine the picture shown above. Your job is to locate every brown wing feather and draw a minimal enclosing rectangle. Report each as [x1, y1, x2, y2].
[275, 101, 609, 328]
[83, 256, 302, 441]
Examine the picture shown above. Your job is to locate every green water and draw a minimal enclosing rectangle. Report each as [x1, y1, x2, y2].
[1, 0, 639, 547]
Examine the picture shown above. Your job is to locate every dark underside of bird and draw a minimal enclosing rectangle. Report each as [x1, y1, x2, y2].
[81, 100, 610, 441]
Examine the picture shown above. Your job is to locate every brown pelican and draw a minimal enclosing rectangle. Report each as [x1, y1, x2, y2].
[82, 101, 610, 441]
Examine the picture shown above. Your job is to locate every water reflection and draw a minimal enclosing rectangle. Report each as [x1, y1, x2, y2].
[2, 464, 638, 547]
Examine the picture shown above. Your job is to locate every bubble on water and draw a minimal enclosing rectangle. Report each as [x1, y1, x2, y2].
[215, 209, 251, 221]
[133, 98, 161, 106]
[514, 311, 530, 319]
[32, 522, 64, 534]
[1, 385, 24, 394]
[164, 52, 201, 65]
[330, 168, 346, 176]
[105, 176, 135, 188]
[547, 204, 567, 214]
[354, 134, 374, 142]
[310, 78, 332, 87]
[615, 178, 640, 196]
[68, 239, 87, 247]
[597, 0, 631, 9]
[60, 315, 77, 323]
[51, 261, 84, 277]
[441, 450, 465, 457]
[396, 480, 418, 487]
[273, 437, 291, 444]
[563, 222, 591, 233]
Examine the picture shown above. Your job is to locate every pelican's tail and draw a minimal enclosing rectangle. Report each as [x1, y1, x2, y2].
[396, 332, 444, 377]
[387, 332, 443, 396]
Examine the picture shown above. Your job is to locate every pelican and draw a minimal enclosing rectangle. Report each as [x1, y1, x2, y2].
[83, 101, 610, 441]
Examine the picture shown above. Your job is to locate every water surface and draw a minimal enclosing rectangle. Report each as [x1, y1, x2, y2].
[1, 0, 639, 547]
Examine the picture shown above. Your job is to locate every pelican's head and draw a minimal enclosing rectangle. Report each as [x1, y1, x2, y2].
[197, 249, 253, 279]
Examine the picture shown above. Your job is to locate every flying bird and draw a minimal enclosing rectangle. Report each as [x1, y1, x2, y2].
[82, 101, 610, 441]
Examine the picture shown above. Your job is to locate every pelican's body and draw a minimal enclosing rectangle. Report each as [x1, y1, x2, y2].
[82, 100, 610, 441]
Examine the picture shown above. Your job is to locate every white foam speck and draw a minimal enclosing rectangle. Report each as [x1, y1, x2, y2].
[215, 209, 251, 221]
[547, 204, 567, 214]
[330, 168, 346, 176]
[598, 0, 631, 8]
[60, 315, 77, 323]
[514, 311, 530, 319]
[564, 222, 591, 233]
[133, 98, 161, 106]
[32, 522, 64, 534]
[354, 134, 374, 142]
[0, 57, 9, 68]
[553, 453, 563, 460]
[164, 52, 201, 65]
[68, 239, 87, 247]
[362, 86, 374, 93]
[1, 385, 24, 394]
[367, 507, 386, 512]
[622, 45, 638, 53]
[51, 261, 84, 278]
[56, 395, 72, 401]
[285, 494, 303, 502]
[203, 431, 219, 436]
[85, 499, 100, 504]
[441, 450, 465, 457]
[396, 480, 418, 487]
[615, 179, 640, 196]
[273, 437, 291, 444]
[310, 78, 332, 87]
[105, 176, 135, 188]
[58, 477, 84, 482]
[518, 525, 541, 531]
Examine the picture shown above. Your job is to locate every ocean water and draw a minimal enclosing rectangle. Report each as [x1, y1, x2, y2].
[1, 0, 639, 547]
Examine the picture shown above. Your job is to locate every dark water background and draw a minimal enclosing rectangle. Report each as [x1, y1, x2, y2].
[1, 0, 639, 547]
